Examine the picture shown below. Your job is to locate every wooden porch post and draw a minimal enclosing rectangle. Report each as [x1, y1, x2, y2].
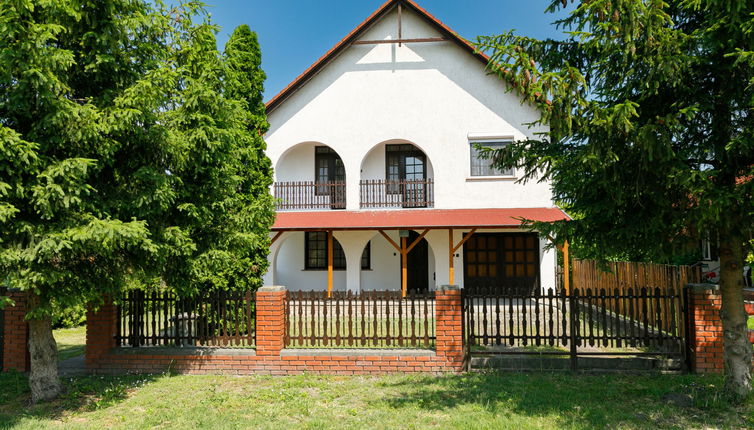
[563, 239, 570, 294]
[401, 236, 408, 298]
[448, 228, 454, 285]
[327, 230, 333, 298]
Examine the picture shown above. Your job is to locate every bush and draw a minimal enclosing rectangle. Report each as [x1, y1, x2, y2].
[51, 304, 86, 329]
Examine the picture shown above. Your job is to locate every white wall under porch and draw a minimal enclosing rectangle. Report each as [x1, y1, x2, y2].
[265, 228, 558, 293]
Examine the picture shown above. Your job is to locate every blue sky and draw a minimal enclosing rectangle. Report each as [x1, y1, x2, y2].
[205, 1, 568, 101]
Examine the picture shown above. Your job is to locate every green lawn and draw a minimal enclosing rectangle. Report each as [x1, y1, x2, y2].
[53, 326, 86, 362]
[0, 371, 750, 429]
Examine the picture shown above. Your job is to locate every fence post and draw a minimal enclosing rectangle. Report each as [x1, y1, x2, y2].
[685, 284, 724, 373]
[255, 286, 287, 356]
[86, 296, 117, 372]
[569, 289, 578, 372]
[436, 285, 464, 371]
[1, 290, 30, 372]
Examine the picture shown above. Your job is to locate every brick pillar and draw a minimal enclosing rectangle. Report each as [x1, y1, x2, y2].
[255, 286, 287, 356]
[2, 290, 30, 372]
[686, 284, 724, 373]
[86, 297, 117, 371]
[435, 285, 464, 371]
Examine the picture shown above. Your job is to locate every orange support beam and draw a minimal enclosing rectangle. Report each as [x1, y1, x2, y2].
[327, 230, 333, 298]
[448, 228, 477, 285]
[563, 239, 570, 294]
[401, 237, 408, 297]
[449, 229, 454, 285]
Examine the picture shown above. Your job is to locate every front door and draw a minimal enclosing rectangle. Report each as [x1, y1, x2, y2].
[463, 233, 540, 294]
[404, 231, 429, 293]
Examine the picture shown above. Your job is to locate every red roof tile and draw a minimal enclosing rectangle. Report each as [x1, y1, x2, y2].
[272, 208, 570, 231]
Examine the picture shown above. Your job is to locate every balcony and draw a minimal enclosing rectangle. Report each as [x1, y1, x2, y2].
[274, 181, 346, 211]
[359, 179, 434, 209]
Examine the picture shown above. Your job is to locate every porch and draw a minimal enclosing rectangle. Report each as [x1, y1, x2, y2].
[265, 208, 570, 295]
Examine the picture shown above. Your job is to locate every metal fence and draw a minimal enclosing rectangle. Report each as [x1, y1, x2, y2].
[464, 286, 686, 362]
[115, 290, 256, 348]
[359, 179, 434, 209]
[274, 181, 346, 210]
[286, 290, 436, 348]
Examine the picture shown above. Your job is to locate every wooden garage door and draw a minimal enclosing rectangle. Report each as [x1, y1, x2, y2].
[463, 233, 539, 294]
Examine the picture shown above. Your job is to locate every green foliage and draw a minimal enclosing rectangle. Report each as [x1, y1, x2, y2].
[0, 0, 274, 323]
[51, 302, 86, 329]
[476, 0, 754, 263]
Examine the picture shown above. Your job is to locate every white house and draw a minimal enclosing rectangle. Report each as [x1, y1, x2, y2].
[262, 0, 569, 295]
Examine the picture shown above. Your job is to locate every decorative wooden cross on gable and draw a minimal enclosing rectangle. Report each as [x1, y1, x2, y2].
[352, 4, 447, 47]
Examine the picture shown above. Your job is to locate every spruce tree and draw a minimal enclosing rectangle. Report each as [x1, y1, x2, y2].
[0, 1, 273, 402]
[479, 0, 753, 397]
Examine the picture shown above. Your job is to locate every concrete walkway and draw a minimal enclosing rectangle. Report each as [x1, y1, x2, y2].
[58, 355, 85, 377]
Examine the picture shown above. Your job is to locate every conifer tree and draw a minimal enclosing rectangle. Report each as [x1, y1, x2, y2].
[0, 1, 274, 402]
[479, 0, 753, 397]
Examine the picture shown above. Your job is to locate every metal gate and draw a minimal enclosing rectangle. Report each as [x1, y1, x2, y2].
[463, 286, 687, 371]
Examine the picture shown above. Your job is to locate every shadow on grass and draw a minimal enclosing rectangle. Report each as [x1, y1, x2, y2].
[57, 344, 85, 362]
[0, 370, 162, 428]
[376, 372, 752, 429]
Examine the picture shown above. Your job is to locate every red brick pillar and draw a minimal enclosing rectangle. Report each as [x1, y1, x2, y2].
[687, 284, 724, 373]
[435, 285, 464, 371]
[745, 291, 754, 344]
[255, 286, 287, 356]
[2, 290, 30, 372]
[86, 297, 117, 371]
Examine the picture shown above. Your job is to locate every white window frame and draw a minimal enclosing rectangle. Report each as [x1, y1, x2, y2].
[468, 139, 516, 179]
[701, 238, 712, 261]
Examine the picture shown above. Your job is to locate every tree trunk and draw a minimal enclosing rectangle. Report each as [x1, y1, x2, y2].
[27, 294, 62, 403]
[718, 229, 753, 399]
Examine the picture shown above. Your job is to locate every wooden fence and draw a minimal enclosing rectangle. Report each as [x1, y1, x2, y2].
[286, 290, 436, 348]
[570, 259, 701, 334]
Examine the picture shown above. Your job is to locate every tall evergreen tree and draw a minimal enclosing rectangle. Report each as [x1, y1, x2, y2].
[478, 0, 753, 397]
[0, 0, 273, 402]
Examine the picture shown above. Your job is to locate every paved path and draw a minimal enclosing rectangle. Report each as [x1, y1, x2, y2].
[58, 355, 85, 377]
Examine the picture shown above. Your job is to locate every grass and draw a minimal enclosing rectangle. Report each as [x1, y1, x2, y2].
[0, 371, 751, 429]
[53, 326, 86, 362]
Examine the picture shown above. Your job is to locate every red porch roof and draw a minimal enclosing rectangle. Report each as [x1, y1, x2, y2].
[271, 208, 570, 231]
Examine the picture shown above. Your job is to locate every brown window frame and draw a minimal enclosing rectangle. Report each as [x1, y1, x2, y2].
[314, 146, 345, 196]
[385, 144, 426, 195]
[304, 232, 370, 271]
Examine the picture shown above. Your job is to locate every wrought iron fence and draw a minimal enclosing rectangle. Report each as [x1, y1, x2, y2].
[464, 286, 685, 356]
[286, 290, 435, 348]
[274, 181, 346, 210]
[115, 290, 256, 348]
[359, 179, 434, 209]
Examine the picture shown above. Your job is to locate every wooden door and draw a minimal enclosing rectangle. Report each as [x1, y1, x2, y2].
[404, 231, 429, 293]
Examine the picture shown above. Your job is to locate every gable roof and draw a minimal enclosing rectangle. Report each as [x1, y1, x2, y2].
[265, 0, 492, 114]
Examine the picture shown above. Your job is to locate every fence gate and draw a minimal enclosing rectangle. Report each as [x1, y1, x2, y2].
[463, 286, 687, 372]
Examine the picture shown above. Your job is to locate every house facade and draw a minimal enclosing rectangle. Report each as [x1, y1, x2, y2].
[262, 0, 569, 295]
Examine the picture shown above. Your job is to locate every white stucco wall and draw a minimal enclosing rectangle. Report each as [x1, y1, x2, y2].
[267, 7, 552, 211]
[267, 229, 557, 292]
[264, 6, 558, 292]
